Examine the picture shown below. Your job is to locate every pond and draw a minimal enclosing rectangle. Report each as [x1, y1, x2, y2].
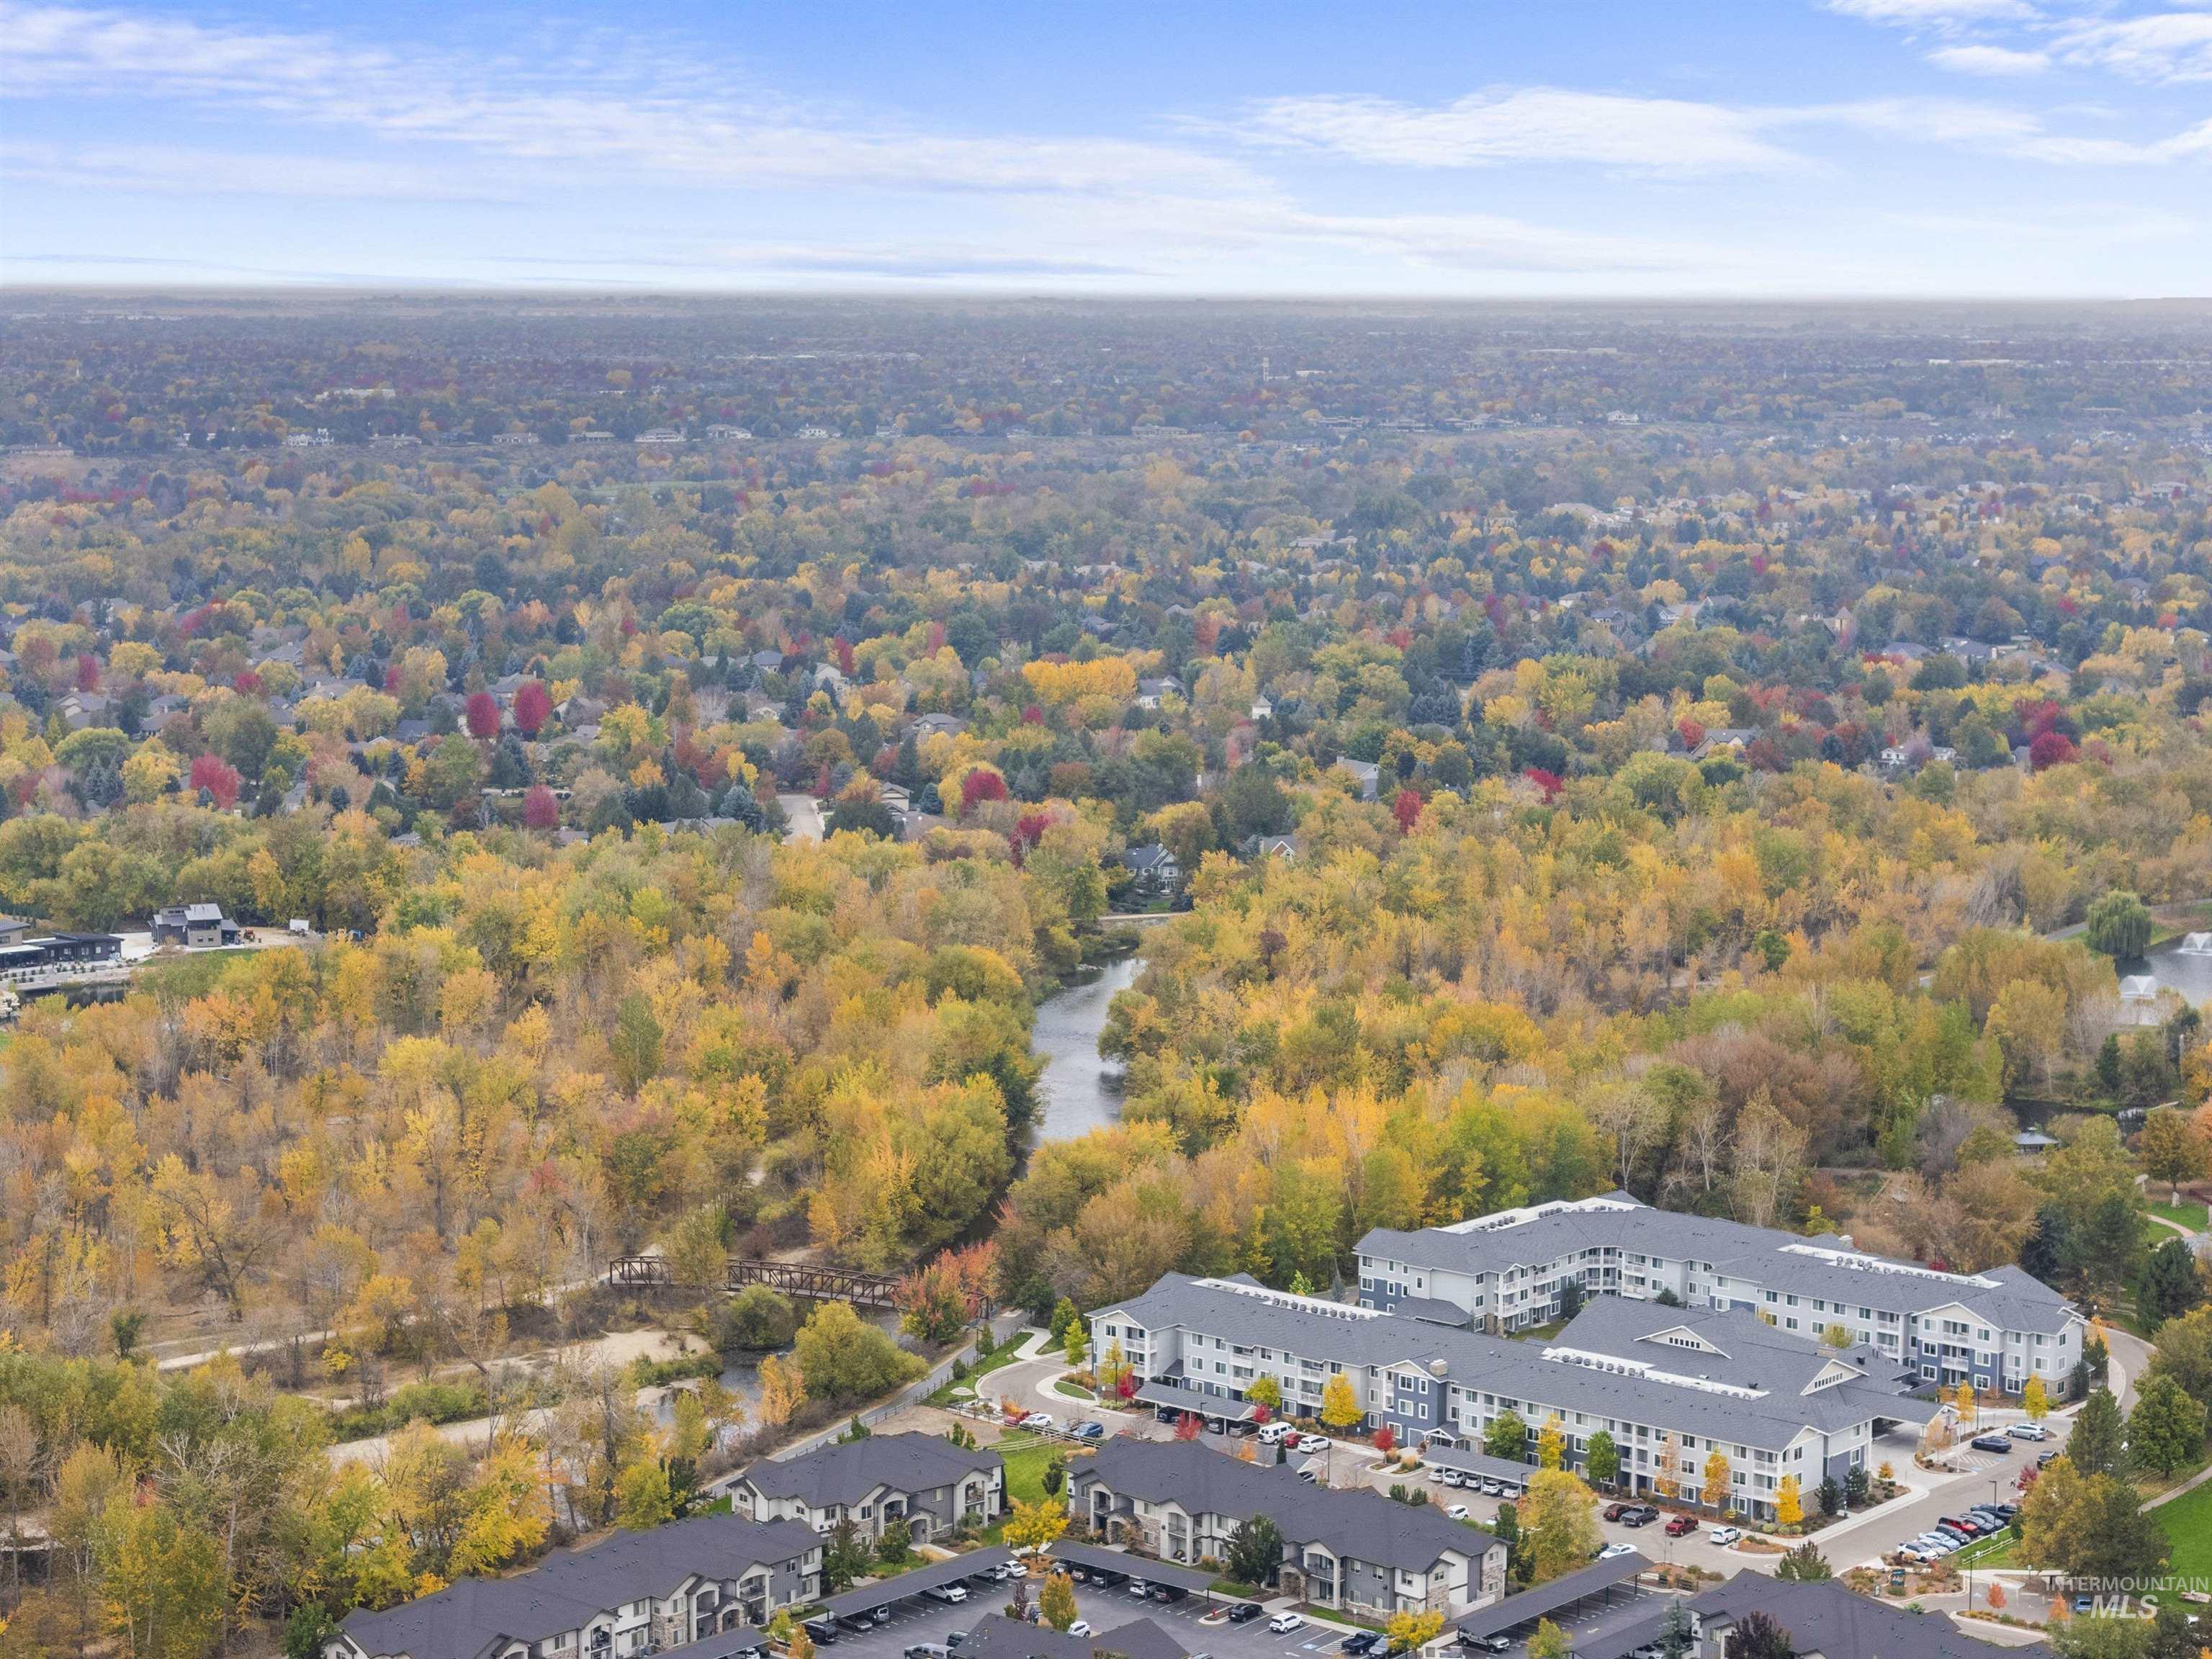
[2113, 933, 2212, 1007]
[1028, 955, 1142, 1143]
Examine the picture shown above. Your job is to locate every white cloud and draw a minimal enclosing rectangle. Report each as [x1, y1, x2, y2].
[0, 2, 1263, 200]
[2055, 12, 2212, 82]
[1825, 0, 2036, 23]
[1229, 88, 1798, 174]
[0, 140, 507, 199]
[1927, 42, 2051, 74]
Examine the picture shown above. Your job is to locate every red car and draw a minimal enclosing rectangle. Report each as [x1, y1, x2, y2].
[1664, 1514, 1696, 1537]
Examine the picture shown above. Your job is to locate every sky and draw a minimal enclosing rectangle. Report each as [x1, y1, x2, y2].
[4, 0, 2212, 296]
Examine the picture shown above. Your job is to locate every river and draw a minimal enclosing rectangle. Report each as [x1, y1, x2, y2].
[1028, 954, 1141, 1142]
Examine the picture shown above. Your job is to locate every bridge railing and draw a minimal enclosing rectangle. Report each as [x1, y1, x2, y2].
[605, 1255, 903, 1308]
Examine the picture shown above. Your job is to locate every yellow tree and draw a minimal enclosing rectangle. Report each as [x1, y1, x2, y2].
[1521, 1470, 1600, 1583]
[1387, 1609, 1447, 1653]
[1320, 1373, 1363, 1437]
[1536, 1416, 1565, 1472]
[757, 1354, 806, 1429]
[1953, 1381, 1977, 1427]
[1702, 1449, 1732, 1514]
[1040, 1570, 1079, 1632]
[1653, 1434, 1680, 1501]
[1527, 1621, 1571, 1659]
[1004, 1498, 1069, 1554]
[451, 1434, 549, 1575]
[1775, 1475, 1802, 1531]
[2023, 1377, 2049, 1422]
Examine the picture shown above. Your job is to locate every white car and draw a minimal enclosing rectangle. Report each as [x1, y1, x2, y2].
[1068, 1624, 1094, 1639]
[1296, 1436, 1333, 1453]
[1599, 1543, 1639, 1560]
[929, 1584, 969, 1604]
[2008, 1423, 2051, 1442]
[1447, 1504, 1472, 1520]
[1709, 1527, 1743, 1546]
[1024, 1414, 1056, 1432]
[1271, 1614, 1307, 1634]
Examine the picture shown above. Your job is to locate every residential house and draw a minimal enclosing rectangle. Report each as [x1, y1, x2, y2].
[1122, 843, 1182, 898]
[1588, 1573, 2052, 1659]
[322, 1513, 821, 1659]
[1331, 757, 1380, 800]
[1066, 1438, 1504, 1618]
[723, 1434, 1002, 1545]
[151, 902, 240, 949]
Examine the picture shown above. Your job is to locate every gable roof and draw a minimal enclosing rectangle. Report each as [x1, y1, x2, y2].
[1073, 1437, 1494, 1575]
[335, 1514, 818, 1659]
[1689, 1575, 2054, 1659]
[959, 1612, 1188, 1659]
[736, 1434, 1000, 1511]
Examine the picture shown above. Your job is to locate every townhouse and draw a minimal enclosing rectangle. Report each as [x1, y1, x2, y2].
[1356, 1192, 2080, 1398]
[1066, 1437, 1506, 1617]
[323, 1513, 821, 1659]
[1589, 1573, 2053, 1659]
[1087, 1274, 1937, 1521]
[724, 1432, 1003, 1544]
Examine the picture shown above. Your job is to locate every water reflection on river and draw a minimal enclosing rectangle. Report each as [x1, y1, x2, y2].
[1028, 955, 1141, 1143]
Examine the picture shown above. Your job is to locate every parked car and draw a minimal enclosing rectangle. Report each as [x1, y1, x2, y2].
[1257, 1422, 1292, 1445]
[803, 1619, 840, 1645]
[1342, 1634, 1385, 1655]
[1067, 1624, 1094, 1640]
[1622, 1506, 1660, 1527]
[1664, 1514, 1696, 1537]
[837, 1613, 878, 1634]
[1604, 1503, 1630, 1522]
[1709, 1527, 1743, 1546]
[927, 1584, 969, 1604]
[1599, 1543, 1639, 1560]
[1072, 1421, 1106, 1440]
[907, 1645, 951, 1659]
[1447, 1504, 1473, 1520]
[1298, 1436, 1334, 1454]
[1024, 1414, 1056, 1432]
[1971, 1435, 2013, 1453]
[1271, 1614, 1307, 1634]
[1127, 1581, 1151, 1599]
[1228, 1604, 1264, 1625]
[1478, 1478, 1504, 1496]
[1464, 1636, 1514, 1653]
[2036, 1451, 2060, 1468]
[2008, 1422, 2051, 1442]
[1938, 1516, 1987, 1537]
[1151, 1587, 1186, 1604]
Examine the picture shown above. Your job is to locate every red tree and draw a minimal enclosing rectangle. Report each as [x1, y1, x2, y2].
[465, 691, 500, 739]
[2029, 730, 2078, 771]
[512, 680, 552, 736]
[75, 653, 101, 693]
[189, 752, 241, 809]
[1524, 767, 1565, 803]
[1392, 788, 1424, 834]
[1372, 1424, 1397, 1455]
[523, 783, 561, 830]
[1676, 716, 1706, 750]
[231, 669, 262, 695]
[960, 769, 1008, 815]
[835, 637, 856, 678]
[1174, 1413, 1202, 1442]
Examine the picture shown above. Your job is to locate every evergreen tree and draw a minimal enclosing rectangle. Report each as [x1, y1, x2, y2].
[2137, 1238, 2205, 1331]
[2067, 1387, 2125, 1479]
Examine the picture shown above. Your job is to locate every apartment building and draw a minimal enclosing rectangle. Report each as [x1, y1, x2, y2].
[323, 1514, 822, 1659]
[1589, 1573, 2053, 1659]
[1066, 1437, 1506, 1617]
[1087, 1274, 1938, 1521]
[725, 1432, 1003, 1543]
[1356, 1192, 2080, 1398]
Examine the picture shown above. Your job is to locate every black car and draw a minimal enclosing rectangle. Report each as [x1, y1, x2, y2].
[1228, 1604, 1265, 1625]
[2037, 1451, 2060, 1468]
[1621, 1506, 1660, 1527]
[804, 1620, 840, 1646]
[1342, 1633, 1385, 1655]
[1970, 1434, 2013, 1453]
[1602, 1503, 1629, 1522]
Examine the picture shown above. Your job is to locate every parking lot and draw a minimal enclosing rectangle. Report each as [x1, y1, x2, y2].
[804, 1563, 1375, 1659]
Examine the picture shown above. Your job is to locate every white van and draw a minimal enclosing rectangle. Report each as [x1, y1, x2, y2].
[1256, 1421, 1292, 1446]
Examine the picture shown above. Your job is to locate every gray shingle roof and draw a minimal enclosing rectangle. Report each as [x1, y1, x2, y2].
[1073, 1437, 1496, 1575]
[737, 1433, 1000, 1511]
[1097, 1277, 1933, 1455]
[334, 1513, 818, 1659]
[1357, 1196, 2074, 1336]
[1663, 1575, 2054, 1659]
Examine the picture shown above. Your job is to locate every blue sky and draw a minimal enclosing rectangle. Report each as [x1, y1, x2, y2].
[4, 0, 2211, 294]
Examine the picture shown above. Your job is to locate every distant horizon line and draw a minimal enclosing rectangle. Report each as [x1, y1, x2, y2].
[6, 281, 2212, 308]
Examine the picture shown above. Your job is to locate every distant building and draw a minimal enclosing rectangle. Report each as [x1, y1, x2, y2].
[1122, 843, 1182, 896]
[1332, 756, 1380, 800]
[152, 902, 240, 950]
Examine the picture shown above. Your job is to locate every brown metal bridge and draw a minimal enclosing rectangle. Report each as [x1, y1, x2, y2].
[606, 1255, 902, 1309]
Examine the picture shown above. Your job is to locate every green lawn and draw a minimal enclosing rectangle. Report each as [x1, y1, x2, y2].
[2153, 1479, 2212, 1578]
[994, 1431, 1064, 1506]
[2147, 1200, 2209, 1233]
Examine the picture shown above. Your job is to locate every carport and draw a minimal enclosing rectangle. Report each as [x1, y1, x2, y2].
[691, 1632, 769, 1659]
[1135, 1378, 1260, 1428]
[1452, 1553, 1652, 1647]
[1046, 1541, 1226, 1605]
[1419, 1447, 1532, 1494]
[822, 1547, 1017, 1621]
